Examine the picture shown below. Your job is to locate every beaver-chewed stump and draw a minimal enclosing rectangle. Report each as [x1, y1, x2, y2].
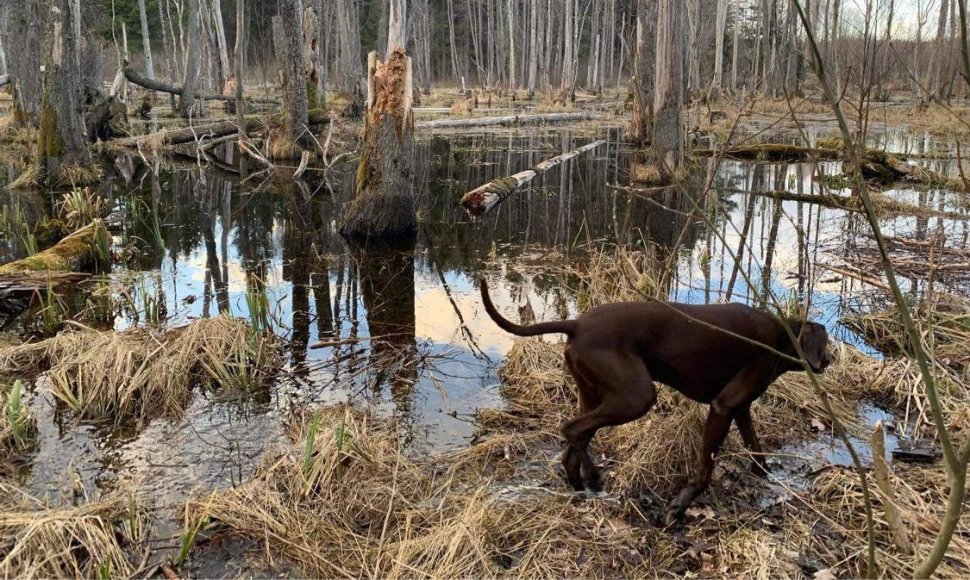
[340, 49, 417, 238]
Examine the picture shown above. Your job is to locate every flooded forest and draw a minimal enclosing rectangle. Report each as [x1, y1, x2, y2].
[1, 0, 970, 577]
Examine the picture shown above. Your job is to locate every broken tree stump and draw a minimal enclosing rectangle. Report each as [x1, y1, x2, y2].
[460, 140, 606, 217]
[340, 49, 417, 237]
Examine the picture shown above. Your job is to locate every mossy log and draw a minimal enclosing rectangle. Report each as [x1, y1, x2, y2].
[0, 271, 90, 316]
[461, 140, 607, 217]
[0, 221, 107, 274]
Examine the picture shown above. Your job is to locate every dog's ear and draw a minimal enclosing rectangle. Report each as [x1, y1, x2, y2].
[798, 322, 829, 370]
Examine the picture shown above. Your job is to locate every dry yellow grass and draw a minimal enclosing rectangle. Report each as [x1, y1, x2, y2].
[0, 482, 150, 578]
[0, 315, 280, 423]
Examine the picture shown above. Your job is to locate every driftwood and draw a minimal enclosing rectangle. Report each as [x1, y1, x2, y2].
[123, 64, 278, 104]
[418, 111, 593, 130]
[460, 140, 606, 216]
[0, 221, 107, 274]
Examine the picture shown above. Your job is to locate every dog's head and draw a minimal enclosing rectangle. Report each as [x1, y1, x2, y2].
[786, 320, 833, 373]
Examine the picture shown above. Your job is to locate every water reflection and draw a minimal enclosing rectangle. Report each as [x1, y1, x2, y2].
[2, 126, 968, 526]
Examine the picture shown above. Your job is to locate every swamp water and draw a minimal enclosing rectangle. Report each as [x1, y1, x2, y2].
[2, 125, 967, 557]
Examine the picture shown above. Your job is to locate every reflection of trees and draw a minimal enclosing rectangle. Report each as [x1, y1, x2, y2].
[353, 237, 418, 443]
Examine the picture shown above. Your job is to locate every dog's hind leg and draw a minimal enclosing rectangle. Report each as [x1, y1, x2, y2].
[561, 349, 656, 492]
[734, 404, 769, 477]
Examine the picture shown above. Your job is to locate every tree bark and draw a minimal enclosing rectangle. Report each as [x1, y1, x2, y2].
[631, 0, 656, 145]
[5, 0, 44, 126]
[712, 0, 728, 92]
[340, 49, 416, 237]
[234, 0, 246, 142]
[653, 0, 685, 172]
[387, 0, 406, 58]
[180, 0, 202, 117]
[209, 0, 230, 92]
[38, 0, 92, 187]
[303, 4, 322, 109]
[137, 0, 155, 80]
[279, 0, 311, 152]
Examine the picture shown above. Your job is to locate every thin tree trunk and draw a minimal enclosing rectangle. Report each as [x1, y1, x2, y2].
[731, 0, 740, 90]
[6, 0, 44, 126]
[712, 0, 728, 92]
[137, 0, 155, 80]
[507, 0, 515, 91]
[341, 49, 416, 237]
[653, 0, 684, 172]
[235, 0, 246, 144]
[209, 0, 230, 91]
[527, 0, 538, 96]
[180, 0, 201, 117]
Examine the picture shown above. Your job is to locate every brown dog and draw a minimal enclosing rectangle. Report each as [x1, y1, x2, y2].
[480, 280, 832, 521]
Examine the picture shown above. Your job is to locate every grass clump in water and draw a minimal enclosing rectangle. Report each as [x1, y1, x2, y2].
[0, 315, 280, 424]
[0, 483, 150, 578]
[0, 380, 35, 461]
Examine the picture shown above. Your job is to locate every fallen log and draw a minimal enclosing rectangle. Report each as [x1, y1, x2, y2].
[105, 109, 329, 151]
[748, 189, 861, 211]
[123, 64, 278, 104]
[0, 221, 108, 274]
[693, 144, 842, 161]
[418, 111, 593, 129]
[460, 140, 606, 216]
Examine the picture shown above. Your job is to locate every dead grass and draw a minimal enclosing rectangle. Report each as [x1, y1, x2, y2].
[0, 482, 150, 578]
[190, 405, 683, 577]
[0, 316, 279, 423]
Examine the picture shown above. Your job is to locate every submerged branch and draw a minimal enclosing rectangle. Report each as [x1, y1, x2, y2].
[418, 111, 594, 129]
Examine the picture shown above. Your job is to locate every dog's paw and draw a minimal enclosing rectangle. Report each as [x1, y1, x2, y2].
[750, 459, 770, 479]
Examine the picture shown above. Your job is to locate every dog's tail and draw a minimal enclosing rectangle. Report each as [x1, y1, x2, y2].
[479, 279, 577, 337]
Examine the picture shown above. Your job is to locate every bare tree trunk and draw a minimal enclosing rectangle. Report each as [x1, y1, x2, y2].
[653, 0, 684, 172]
[527, 0, 538, 96]
[279, 0, 311, 152]
[341, 49, 416, 237]
[387, 0, 406, 59]
[507, 0, 516, 91]
[302, 5, 321, 108]
[712, 0, 728, 92]
[5, 0, 44, 126]
[731, 0, 740, 90]
[137, 0, 155, 80]
[39, 0, 92, 186]
[209, 0, 230, 92]
[235, 0, 245, 144]
[686, 0, 700, 98]
[560, 0, 575, 99]
[631, 0, 656, 144]
[180, 0, 201, 117]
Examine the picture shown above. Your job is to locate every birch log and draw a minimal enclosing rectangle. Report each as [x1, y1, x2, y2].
[417, 111, 592, 129]
[460, 140, 605, 216]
